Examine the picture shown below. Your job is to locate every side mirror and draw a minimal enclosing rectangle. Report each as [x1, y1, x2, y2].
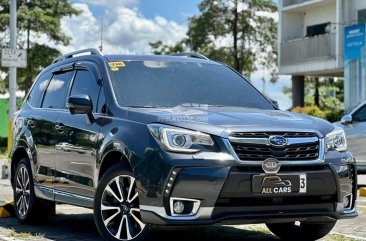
[67, 94, 94, 124]
[67, 94, 92, 114]
[270, 99, 279, 108]
[341, 115, 352, 125]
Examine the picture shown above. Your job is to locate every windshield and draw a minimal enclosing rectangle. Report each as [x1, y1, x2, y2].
[108, 61, 274, 110]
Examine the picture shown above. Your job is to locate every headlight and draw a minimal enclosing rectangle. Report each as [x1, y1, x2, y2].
[325, 127, 347, 152]
[148, 124, 215, 153]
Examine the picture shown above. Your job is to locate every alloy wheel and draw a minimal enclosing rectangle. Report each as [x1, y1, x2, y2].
[15, 166, 30, 217]
[101, 175, 146, 240]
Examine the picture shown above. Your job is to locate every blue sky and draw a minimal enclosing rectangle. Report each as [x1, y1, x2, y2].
[139, 0, 201, 24]
[61, 0, 291, 109]
[72, 0, 201, 24]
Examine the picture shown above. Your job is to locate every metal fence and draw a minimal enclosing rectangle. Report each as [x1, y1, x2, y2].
[280, 33, 336, 65]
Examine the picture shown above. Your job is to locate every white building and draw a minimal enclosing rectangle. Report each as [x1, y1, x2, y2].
[278, 0, 366, 111]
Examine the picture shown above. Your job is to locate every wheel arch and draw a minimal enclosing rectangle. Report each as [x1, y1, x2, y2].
[98, 151, 132, 182]
[98, 141, 133, 183]
[10, 144, 31, 186]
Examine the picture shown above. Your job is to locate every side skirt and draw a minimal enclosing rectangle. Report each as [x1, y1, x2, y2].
[35, 184, 94, 209]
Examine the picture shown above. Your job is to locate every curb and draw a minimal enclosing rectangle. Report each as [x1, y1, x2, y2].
[360, 187, 366, 197]
[0, 200, 14, 218]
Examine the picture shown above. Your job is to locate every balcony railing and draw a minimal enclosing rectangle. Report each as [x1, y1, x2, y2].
[283, 0, 316, 7]
[280, 33, 336, 65]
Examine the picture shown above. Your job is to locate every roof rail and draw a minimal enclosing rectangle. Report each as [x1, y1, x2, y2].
[171, 52, 209, 60]
[52, 48, 103, 64]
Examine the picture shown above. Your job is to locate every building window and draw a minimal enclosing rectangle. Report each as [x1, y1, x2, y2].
[306, 22, 331, 37]
[358, 9, 366, 23]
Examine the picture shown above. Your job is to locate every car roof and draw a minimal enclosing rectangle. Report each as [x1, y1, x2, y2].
[104, 54, 222, 65]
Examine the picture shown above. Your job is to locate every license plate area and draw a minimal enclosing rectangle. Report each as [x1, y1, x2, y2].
[252, 174, 307, 195]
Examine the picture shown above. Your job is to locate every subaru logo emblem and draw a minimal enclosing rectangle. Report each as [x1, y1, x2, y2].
[268, 135, 287, 147]
[262, 158, 281, 174]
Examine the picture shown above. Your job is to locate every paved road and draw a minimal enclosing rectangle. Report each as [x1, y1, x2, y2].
[1, 178, 366, 241]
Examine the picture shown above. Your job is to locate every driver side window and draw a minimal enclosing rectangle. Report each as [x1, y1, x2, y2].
[353, 105, 366, 122]
[70, 69, 100, 113]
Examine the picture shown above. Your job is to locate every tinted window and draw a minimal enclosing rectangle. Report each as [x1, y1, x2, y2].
[109, 61, 273, 109]
[353, 106, 366, 122]
[359, 9, 366, 23]
[42, 71, 74, 109]
[28, 71, 52, 108]
[70, 70, 100, 112]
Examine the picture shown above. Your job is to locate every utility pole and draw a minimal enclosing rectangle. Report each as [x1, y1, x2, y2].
[99, 16, 103, 52]
[8, 0, 17, 153]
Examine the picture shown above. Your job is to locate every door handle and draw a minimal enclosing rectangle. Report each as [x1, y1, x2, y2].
[27, 118, 36, 128]
[55, 123, 65, 133]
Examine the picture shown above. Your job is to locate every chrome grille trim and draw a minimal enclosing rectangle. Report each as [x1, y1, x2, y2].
[229, 137, 318, 145]
[223, 137, 325, 165]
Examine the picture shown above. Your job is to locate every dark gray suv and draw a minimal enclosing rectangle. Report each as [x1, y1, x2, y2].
[10, 49, 357, 241]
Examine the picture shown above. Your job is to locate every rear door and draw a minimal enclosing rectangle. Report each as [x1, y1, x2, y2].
[21, 70, 57, 194]
[36, 69, 75, 193]
[54, 61, 103, 199]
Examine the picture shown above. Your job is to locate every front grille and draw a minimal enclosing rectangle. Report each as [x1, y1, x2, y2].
[230, 132, 320, 161]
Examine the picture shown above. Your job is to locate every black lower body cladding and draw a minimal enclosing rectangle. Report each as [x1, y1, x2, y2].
[138, 151, 357, 226]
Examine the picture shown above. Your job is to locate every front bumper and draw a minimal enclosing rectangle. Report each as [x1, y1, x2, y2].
[137, 149, 358, 225]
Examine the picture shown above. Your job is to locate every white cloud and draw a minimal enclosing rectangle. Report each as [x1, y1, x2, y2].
[52, 3, 186, 55]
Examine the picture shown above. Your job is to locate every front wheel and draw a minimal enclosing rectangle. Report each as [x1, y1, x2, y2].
[94, 163, 150, 241]
[266, 221, 336, 241]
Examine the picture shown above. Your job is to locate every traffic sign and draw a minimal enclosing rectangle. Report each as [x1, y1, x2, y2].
[1, 48, 27, 68]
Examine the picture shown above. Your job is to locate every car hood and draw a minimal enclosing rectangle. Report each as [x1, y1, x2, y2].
[126, 106, 334, 138]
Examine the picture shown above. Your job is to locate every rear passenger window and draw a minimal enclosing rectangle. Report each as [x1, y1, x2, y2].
[28, 71, 52, 108]
[42, 71, 74, 109]
[70, 70, 100, 112]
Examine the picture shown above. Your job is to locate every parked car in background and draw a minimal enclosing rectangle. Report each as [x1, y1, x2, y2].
[335, 101, 366, 173]
[10, 49, 357, 241]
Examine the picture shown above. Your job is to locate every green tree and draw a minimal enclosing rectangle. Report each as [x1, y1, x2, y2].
[150, 0, 277, 78]
[300, 78, 344, 122]
[0, 0, 80, 93]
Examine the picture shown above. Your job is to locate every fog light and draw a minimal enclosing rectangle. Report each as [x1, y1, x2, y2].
[343, 194, 351, 208]
[173, 201, 185, 214]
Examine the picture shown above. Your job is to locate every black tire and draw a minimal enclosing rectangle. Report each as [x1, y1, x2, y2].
[94, 163, 150, 241]
[266, 221, 336, 241]
[13, 158, 53, 224]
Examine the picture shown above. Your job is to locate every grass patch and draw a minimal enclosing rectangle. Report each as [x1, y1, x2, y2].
[8, 230, 32, 239]
[7, 230, 45, 239]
